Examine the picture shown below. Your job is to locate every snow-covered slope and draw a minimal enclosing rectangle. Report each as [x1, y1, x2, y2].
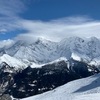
[21, 73, 100, 100]
[0, 54, 27, 70]
[73, 93, 100, 100]
[5, 38, 57, 63]
[58, 37, 100, 62]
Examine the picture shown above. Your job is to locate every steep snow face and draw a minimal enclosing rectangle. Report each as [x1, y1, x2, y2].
[0, 54, 27, 70]
[58, 37, 100, 62]
[6, 38, 57, 63]
[57, 37, 100, 65]
[21, 73, 100, 100]
[0, 37, 100, 65]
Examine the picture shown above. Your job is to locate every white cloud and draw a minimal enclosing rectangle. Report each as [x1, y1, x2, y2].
[0, 0, 26, 32]
[0, 0, 25, 16]
[0, 29, 7, 34]
[0, 39, 14, 49]
[0, 0, 100, 42]
[15, 17, 100, 41]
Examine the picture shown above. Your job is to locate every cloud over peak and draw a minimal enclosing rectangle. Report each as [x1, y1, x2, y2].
[0, 0, 100, 42]
[16, 16, 100, 41]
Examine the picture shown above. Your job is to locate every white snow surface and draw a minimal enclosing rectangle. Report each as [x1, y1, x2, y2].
[71, 53, 81, 61]
[0, 54, 28, 70]
[21, 73, 100, 100]
[73, 93, 100, 100]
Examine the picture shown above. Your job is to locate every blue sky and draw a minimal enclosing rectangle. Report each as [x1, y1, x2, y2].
[21, 0, 100, 21]
[0, 0, 100, 41]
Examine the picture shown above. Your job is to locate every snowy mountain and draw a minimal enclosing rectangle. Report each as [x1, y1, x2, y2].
[57, 37, 100, 64]
[21, 73, 100, 100]
[0, 37, 100, 66]
[5, 38, 57, 64]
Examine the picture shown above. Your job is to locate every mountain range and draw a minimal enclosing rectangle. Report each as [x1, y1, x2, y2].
[0, 36, 100, 99]
[1, 37, 100, 68]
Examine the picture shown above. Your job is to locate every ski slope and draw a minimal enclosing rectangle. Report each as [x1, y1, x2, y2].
[21, 73, 100, 100]
[73, 93, 100, 100]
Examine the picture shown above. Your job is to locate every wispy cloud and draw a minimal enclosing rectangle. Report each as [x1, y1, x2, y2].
[0, 0, 25, 16]
[0, 39, 14, 48]
[0, 0, 26, 33]
[1, 0, 100, 42]
[16, 16, 100, 41]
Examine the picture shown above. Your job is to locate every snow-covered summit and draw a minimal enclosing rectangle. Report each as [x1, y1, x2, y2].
[57, 36, 100, 64]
